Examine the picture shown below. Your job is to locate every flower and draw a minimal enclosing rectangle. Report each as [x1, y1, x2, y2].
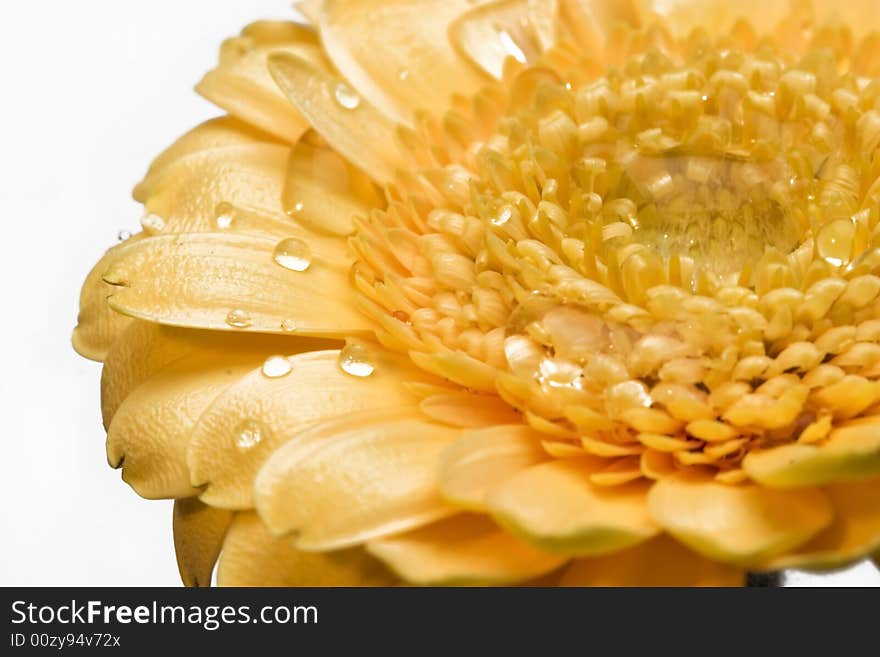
[73, 0, 880, 586]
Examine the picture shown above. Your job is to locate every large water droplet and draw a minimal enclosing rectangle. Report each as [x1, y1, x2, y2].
[280, 318, 298, 333]
[273, 238, 312, 272]
[140, 213, 165, 234]
[262, 355, 293, 379]
[334, 82, 361, 110]
[338, 343, 375, 377]
[117, 229, 132, 241]
[225, 308, 252, 329]
[235, 420, 263, 450]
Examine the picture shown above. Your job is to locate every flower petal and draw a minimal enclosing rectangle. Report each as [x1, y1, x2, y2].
[419, 392, 521, 428]
[134, 117, 279, 203]
[100, 322, 327, 428]
[268, 52, 406, 184]
[450, 0, 557, 79]
[218, 512, 395, 586]
[196, 22, 316, 143]
[254, 411, 460, 551]
[367, 514, 566, 585]
[743, 418, 880, 488]
[560, 535, 744, 586]
[438, 424, 549, 509]
[72, 238, 139, 361]
[282, 140, 382, 236]
[172, 498, 234, 587]
[647, 474, 833, 566]
[102, 232, 371, 337]
[559, 0, 641, 52]
[409, 349, 499, 392]
[486, 458, 659, 556]
[647, 0, 791, 37]
[106, 350, 265, 499]
[317, 0, 488, 124]
[188, 349, 430, 508]
[758, 476, 880, 571]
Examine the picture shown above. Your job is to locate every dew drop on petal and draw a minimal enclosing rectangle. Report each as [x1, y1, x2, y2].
[262, 355, 292, 378]
[334, 82, 361, 110]
[491, 206, 513, 226]
[215, 204, 233, 229]
[273, 238, 312, 272]
[140, 213, 165, 234]
[398, 68, 409, 81]
[280, 318, 298, 332]
[338, 343, 375, 377]
[235, 419, 263, 450]
[225, 308, 252, 329]
[117, 229, 132, 241]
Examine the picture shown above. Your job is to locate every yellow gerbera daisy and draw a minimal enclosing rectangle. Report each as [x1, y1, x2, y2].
[73, 0, 880, 586]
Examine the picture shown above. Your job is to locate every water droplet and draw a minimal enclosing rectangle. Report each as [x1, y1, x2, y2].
[273, 238, 312, 272]
[235, 419, 263, 450]
[280, 318, 298, 332]
[140, 213, 165, 234]
[262, 355, 292, 378]
[398, 68, 409, 81]
[334, 82, 361, 109]
[225, 308, 252, 329]
[293, 202, 304, 213]
[491, 206, 513, 226]
[215, 210, 233, 229]
[338, 343, 375, 377]
[117, 229, 132, 241]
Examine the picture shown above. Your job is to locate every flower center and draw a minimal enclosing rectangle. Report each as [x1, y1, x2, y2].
[353, 14, 880, 481]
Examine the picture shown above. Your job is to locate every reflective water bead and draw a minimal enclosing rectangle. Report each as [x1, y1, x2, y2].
[262, 355, 293, 379]
[338, 343, 375, 377]
[140, 213, 165, 234]
[280, 318, 298, 332]
[225, 308, 252, 329]
[117, 229, 132, 241]
[235, 420, 263, 450]
[273, 238, 312, 272]
[334, 82, 361, 110]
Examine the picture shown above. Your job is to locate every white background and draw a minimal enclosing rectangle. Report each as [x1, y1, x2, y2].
[0, 0, 877, 587]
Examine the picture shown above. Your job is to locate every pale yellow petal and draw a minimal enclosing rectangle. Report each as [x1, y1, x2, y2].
[560, 535, 744, 587]
[367, 514, 566, 585]
[419, 392, 521, 428]
[254, 411, 460, 551]
[71, 238, 138, 361]
[282, 140, 382, 236]
[102, 232, 371, 337]
[450, 0, 558, 79]
[100, 321, 327, 428]
[560, 0, 640, 51]
[107, 350, 265, 499]
[438, 424, 549, 509]
[196, 22, 316, 143]
[268, 52, 406, 184]
[172, 498, 234, 587]
[218, 512, 395, 586]
[486, 458, 659, 556]
[758, 476, 880, 571]
[134, 117, 279, 203]
[646, 0, 790, 37]
[318, 0, 488, 124]
[188, 349, 431, 508]
[647, 474, 833, 566]
[743, 419, 880, 488]
[409, 349, 499, 392]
